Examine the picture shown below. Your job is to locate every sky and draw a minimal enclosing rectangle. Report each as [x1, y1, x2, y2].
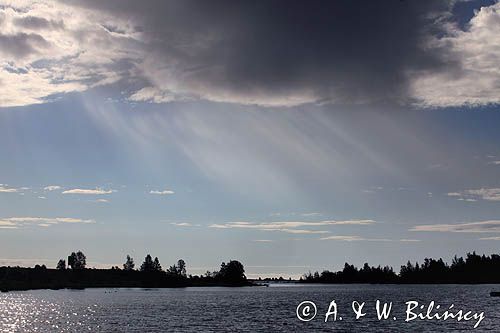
[0, 0, 500, 278]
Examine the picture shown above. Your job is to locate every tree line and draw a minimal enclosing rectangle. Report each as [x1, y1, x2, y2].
[55, 252, 188, 276]
[301, 252, 500, 284]
[0, 251, 248, 291]
[53, 252, 244, 283]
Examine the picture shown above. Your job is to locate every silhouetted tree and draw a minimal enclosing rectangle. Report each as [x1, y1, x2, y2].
[217, 260, 246, 283]
[68, 251, 86, 270]
[303, 262, 397, 284]
[140, 254, 155, 272]
[153, 257, 162, 271]
[166, 264, 177, 275]
[177, 259, 186, 277]
[166, 259, 187, 277]
[302, 271, 313, 281]
[395, 252, 500, 284]
[56, 259, 66, 270]
[123, 255, 135, 271]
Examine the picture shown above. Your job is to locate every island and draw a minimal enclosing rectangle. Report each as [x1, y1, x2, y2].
[0, 252, 252, 292]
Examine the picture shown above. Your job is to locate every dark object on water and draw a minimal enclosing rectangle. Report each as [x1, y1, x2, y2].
[490, 291, 500, 297]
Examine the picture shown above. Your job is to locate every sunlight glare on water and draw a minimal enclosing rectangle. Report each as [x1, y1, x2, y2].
[0, 293, 98, 332]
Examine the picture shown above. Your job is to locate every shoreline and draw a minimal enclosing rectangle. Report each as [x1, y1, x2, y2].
[3, 281, 500, 293]
[0, 266, 254, 292]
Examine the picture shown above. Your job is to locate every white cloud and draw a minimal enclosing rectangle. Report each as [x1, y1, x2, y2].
[320, 235, 421, 242]
[301, 212, 322, 217]
[128, 87, 176, 103]
[0, 185, 19, 193]
[170, 222, 203, 227]
[320, 235, 392, 242]
[0, 1, 141, 107]
[62, 188, 115, 195]
[171, 222, 193, 227]
[362, 186, 384, 194]
[410, 3, 500, 107]
[447, 188, 500, 202]
[0, 216, 94, 229]
[252, 239, 273, 242]
[410, 220, 500, 233]
[479, 236, 500, 241]
[281, 229, 329, 234]
[43, 185, 61, 191]
[210, 219, 375, 234]
[0, 185, 30, 193]
[150, 189, 175, 195]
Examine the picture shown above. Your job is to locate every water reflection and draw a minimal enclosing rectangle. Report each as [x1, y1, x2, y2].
[0, 285, 499, 332]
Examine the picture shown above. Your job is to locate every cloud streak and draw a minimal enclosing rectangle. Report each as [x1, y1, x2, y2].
[480, 236, 500, 241]
[0, 216, 95, 229]
[150, 189, 174, 195]
[410, 220, 500, 233]
[170, 222, 199, 227]
[43, 185, 61, 191]
[320, 235, 392, 242]
[0, 185, 19, 193]
[320, 235, 420, 242]
[62, 188, 115, 195]
[447, 188, 500, 202]
[210, 219, 375, 234]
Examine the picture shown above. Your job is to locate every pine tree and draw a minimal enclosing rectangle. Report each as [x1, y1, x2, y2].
[123, 255, 135, 271]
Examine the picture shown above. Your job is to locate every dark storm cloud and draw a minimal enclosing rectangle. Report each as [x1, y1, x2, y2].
[65, 0, 452, 105]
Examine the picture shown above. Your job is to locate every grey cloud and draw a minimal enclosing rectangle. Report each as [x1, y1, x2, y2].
[0, 32, 50, 58]
[67, 0, 452, 106]
[13, 16, 65, 30]
[1, 0, 497, 108]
